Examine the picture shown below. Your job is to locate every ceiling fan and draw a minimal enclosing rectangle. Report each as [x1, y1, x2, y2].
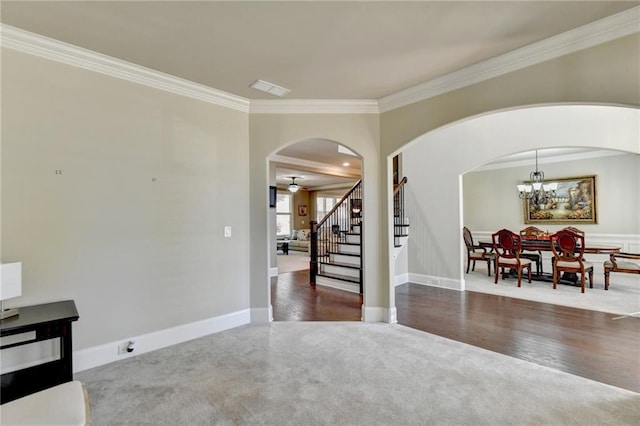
[288, 177, 301, 193]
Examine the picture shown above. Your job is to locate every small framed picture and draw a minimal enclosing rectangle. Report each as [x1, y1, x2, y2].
[298, 204, 308, 216]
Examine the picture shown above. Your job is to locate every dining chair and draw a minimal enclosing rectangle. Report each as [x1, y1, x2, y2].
[550, 228, 593, 293]
[492, 228, 532, 287]
[519, 226, 545, 275]
[463, 227, 495, 276]
[603, 252, 640, 290]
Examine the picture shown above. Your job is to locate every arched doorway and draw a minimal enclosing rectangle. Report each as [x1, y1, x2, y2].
[389, 104, 639, 313]
[268, 138, 364, 321]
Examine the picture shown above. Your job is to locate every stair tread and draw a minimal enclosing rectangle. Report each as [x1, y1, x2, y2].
[319, 261, 361, 269]
[327, 250, 360, 257]
[317, 272, 360, 283]
[337, 242, 360, 246]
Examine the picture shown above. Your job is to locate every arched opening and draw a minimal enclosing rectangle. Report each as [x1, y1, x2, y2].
[389, 104, 639, 318]
[267, 138, 364, 321]
[461, 147, 639, 313]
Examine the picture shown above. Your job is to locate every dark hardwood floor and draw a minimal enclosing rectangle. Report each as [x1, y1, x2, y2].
[271, 270, 362, 321]
[271, 271, 639, 392]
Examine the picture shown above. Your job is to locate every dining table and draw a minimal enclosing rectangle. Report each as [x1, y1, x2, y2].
[477, 238, 621, 286]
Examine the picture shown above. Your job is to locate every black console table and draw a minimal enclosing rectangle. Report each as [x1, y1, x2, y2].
[0, 300, 79, 404]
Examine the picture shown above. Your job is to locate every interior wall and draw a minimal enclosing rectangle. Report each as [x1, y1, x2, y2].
[292, 190, 310, 231]
[463, 153, 640, 235]
[402, 105, 640, 289]
[1, 49, 251, 350]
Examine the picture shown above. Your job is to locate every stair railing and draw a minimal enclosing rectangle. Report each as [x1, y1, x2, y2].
[394, 177, 408, 245]
[310, 179, 362, 286]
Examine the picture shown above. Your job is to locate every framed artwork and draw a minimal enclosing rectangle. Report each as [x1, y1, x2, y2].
[524, 175, 597, 224]
[269, 186, 277, 208]
[298, 205, 308, 216]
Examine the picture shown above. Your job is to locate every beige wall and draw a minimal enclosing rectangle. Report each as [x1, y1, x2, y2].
[463, 153, 640, 235]
[381, 34, 640, 157]
[1, 49, 250, 349]
[292, 190, 310, 231]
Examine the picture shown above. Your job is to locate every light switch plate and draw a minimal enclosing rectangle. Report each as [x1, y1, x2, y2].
[224, 226, 232, 238]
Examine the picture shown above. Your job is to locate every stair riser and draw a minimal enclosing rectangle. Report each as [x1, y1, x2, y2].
[351, 225, 361, 234]
[394, 236, 408, 246]
[330, 254, 360, 265]
[315, 276, 360, 294]
[321, 264, 360, 278]
[345, 234, 360, 244]
[338, 244, 360, 255]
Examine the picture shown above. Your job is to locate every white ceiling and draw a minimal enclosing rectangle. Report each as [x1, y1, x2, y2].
[2, 1, 636, 186]
[1, 1, 636, 100]
[274, 139, 361, 190]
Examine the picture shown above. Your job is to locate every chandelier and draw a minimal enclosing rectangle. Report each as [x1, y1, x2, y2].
[288, 177, 300, 193]
[517, 150, 558, 206]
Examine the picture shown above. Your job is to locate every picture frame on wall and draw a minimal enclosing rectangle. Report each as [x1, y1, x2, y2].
[269, 186, 277, 208]
[523, 175, 597, 224]
[298, 205, 308, 216]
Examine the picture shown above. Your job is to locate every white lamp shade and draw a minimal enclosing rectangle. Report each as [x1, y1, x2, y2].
[0, 262, 22, 300]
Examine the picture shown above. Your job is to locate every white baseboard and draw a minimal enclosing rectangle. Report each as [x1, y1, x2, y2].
[269, 267, 278, 277]
[251, 306, 273, 323]
[73, 309, 251, 373]
[362, 305, 397, 323]
[394, 273, 409, 286]
[408, 273, 463, 291]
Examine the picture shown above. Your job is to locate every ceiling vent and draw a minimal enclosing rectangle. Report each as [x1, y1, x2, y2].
[250, 79, 291, 97]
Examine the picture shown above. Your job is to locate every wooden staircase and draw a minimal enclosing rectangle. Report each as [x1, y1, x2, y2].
[393, 177, 409, 259]
[310, 180, 363, 294]
[310, 177, 409, 295]
[315, 222, 363, 293]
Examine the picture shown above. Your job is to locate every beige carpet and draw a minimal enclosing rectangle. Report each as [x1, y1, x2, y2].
[464, 258, 639, 316]
[77, 322, 640, 425]
[277, 251, 310, 274]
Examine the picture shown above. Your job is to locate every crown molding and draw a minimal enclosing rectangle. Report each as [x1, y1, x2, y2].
[250, 99, 379, 114]
[0, 24, 250, 113]
[378, 6, 640, 113]
[1, 6, 638, 115]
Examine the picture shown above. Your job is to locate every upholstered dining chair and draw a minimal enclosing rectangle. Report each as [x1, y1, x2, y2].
[519, 226, 545, 275]
[550, 228, 593, 293]
[463, 227, 495, 276]
[492, 228, 532, 287]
